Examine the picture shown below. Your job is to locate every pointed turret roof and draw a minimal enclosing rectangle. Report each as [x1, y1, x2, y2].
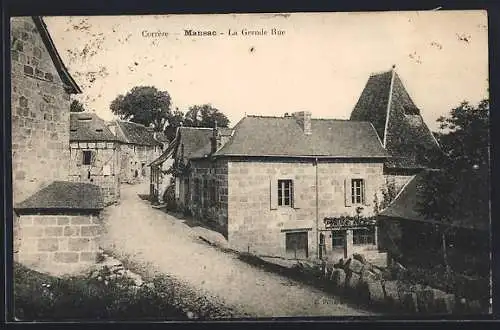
[350, 66, 442, 169]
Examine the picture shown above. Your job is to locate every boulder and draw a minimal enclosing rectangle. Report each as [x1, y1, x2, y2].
[346, 272, 361, 291]
[364, 280, 385, 305]
[435, 293, 456, 314]
[361, 268, 379, 283]
[331, 268, 346, 288]
[401, 291, 419, 313]
[383, 280, 400, 305]
[353, 253, 367, 264]
[467, 300, 483, 314]
[347, 258, 364, 274]
[416, 288, 438, 314]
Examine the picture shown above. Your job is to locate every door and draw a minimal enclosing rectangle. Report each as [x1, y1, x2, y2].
[331, 230, 347, 258]
[286, 232, 309, 259]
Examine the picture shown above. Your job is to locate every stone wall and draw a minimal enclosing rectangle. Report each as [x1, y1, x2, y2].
[227, 159, 386, 259]
[15, 213, 102, 276]
[187, 159, 229, 236]
[120, 144, 161, 184]
[11, 17, 71, 204]
[68, 142, 120, 205]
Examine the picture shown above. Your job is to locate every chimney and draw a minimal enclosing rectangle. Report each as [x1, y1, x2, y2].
[211, 120, 218, 153]
[292, 111, 312, 135]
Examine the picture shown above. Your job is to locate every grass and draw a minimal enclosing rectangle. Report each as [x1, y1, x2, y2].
[13, 262, 187, 321]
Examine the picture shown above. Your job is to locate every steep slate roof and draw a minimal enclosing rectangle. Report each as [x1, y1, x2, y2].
[32, 17, 81, 94]
[174, 127, 214, 163]
[70, 112, 117, 142]
[15, 181, 103, 212]
[350, 68, 442, 169]
[379, 170, 489, 231]
[115, 121, 162, 146]
[211, 116, 388, 158]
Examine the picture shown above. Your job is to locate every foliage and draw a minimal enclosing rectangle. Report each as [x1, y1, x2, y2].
[378, 178, 398, 213]
[183, 104, 230, 128]
[164, 108, 185, 142]
[70, 99, 86, 112]
[323, 215, 377, 229]
[162, 185, 177, 211]
[110, 86, 172, 132]
[436, 99, 489, 169]
[418, 99, 490, 226]
[13, 262, 186, 320]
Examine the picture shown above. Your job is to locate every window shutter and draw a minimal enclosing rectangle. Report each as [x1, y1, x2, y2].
[90, 151, 96, 165]
[344, 178, 352, 207]
[78, 150, 83, 165]
[270, 177, 278, 210]
[363, 178, 371, 206]
[293, 176, 302, 209]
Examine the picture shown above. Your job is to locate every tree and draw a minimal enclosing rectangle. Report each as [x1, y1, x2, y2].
[183, 104, 230, 128]
[164, 108, 185, 142]
[417, 99, 490, 273]
[110, 86, 172, 131]
[70, 99, 86, 112]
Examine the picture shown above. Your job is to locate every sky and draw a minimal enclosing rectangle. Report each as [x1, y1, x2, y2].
[43, 10, 488, 131]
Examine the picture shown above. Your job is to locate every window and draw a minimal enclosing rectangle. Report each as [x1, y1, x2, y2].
[285, 232, 308, 259]
[332, 230, 346, 249]
[351, 179, 365, 204]
[82, 150, 92, 165]
[353, 227, 376, 245]
[278, 179, 293, 207]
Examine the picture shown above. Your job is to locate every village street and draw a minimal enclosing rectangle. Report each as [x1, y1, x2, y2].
[100, 182, 375, 318]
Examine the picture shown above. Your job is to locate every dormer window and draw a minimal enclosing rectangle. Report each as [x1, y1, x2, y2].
[403, 105, 420, 116]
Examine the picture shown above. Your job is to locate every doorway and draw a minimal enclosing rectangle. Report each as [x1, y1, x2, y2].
[285, 231, 309, 259]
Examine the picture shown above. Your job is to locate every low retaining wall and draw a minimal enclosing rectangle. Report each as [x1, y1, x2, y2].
[15, 213, 102, 276]
[315, 255, 489, 315]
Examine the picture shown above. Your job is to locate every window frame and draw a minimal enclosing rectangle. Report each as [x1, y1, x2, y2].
[352, 226, 376, 246]
[351, 178, 365, 205]
[278, 179, 294, 207]
[331, 230, 346, 249]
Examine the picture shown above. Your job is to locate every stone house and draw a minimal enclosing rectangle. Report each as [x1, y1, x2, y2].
[350, 66, 443, 193]
[107, 120, 166, 184]
[69, 112, 121, 205]
[168, 113, 390, 265]
[11, 16, 104, 274]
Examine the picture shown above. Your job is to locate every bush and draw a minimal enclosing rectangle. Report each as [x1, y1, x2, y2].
[14, 263, 187, 320]
[162, 185, 176, 211]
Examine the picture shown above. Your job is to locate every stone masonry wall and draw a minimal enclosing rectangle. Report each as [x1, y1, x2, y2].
[120, 144, 161, 183]
[68, 142, 120, 205]
[227, 159, 385, 259]
[15, 213, 102, 275]
[11, 17, 71, 204]
[188, 159, 229, 236]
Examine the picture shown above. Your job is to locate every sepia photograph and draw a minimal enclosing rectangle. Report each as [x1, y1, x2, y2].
[10, 10, 490, 320]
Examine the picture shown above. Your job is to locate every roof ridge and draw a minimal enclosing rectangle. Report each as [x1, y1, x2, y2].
[117, 120, 149, 128]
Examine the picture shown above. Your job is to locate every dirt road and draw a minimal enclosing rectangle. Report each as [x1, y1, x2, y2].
[101, 182, 375, 318]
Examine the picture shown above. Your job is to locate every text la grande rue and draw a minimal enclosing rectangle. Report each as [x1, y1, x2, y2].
[229, 28, 285, 36]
